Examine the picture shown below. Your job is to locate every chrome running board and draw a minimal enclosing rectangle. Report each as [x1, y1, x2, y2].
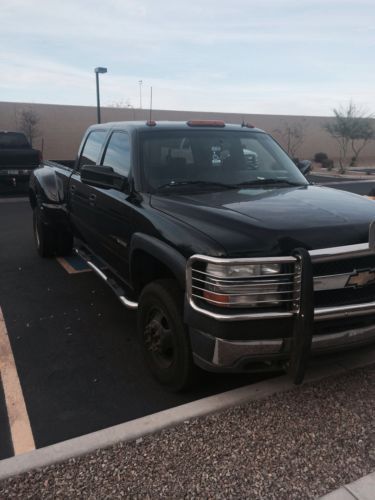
[74, 247, 138, 310]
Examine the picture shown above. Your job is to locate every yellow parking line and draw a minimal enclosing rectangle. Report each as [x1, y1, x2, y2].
[0, 307, 35, 455]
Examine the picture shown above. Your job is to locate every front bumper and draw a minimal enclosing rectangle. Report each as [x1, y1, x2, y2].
[0, 168, 33, 176]
[190, 321, 375, 372]
[0, 169, 33, 182]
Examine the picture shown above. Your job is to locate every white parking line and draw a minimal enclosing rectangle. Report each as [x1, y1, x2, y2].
[0, 307, 35, 455]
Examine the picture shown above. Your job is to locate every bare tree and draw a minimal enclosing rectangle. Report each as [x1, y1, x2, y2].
[324, 102, 375, 172]
[19, 108, 40, 146]
[349, 114, 375, 166]
[273, 120, 306, 158]
[108, 99, 137, 119]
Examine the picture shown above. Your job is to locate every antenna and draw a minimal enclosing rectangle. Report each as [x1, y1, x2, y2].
[149, 86, 153, 122]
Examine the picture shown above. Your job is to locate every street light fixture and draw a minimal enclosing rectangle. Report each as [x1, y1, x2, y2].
[94, 67, 107, 124]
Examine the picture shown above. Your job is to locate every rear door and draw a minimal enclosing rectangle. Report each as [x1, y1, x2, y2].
[68, 129, 108, 247]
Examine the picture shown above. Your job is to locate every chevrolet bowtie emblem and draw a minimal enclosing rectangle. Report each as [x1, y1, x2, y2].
[346, 269, 375, 288]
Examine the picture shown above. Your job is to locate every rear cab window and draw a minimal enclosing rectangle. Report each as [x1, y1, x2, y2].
[0, 132, 30, 149]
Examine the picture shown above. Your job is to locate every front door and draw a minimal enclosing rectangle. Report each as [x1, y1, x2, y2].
[88, 130, 134, 283]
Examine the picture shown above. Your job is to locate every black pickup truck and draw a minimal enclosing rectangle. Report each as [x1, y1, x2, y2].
[29, 120, 375, 390]
[0, 131, 41, 186]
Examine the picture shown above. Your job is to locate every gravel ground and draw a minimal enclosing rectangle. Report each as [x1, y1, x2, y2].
[1, 365, 375, 499]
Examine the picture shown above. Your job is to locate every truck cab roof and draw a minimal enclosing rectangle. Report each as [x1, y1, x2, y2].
[87, 120, 266, 134]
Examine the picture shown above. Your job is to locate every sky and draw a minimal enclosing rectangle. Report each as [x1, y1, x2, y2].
[1, 0, 375, 116]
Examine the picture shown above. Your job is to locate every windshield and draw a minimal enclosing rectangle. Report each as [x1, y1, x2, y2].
[140, 129, 308, 192]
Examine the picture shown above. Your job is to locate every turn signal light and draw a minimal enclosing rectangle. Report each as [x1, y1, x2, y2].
[203, 290, 229, 306]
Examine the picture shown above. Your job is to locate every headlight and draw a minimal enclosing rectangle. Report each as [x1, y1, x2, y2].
[206, 262, 281, 278]
[203, 262, 283, 308]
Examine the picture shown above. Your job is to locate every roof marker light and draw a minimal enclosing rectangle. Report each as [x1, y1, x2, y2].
[187, 120, 225, 127]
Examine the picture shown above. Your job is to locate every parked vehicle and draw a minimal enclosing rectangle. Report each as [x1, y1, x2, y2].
[29, 120, 375, 390]
[0, 131, 41, 186]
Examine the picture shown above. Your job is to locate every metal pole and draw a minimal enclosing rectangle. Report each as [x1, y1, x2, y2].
[139, 80, 143, 109]
[96, 72, 101, 124]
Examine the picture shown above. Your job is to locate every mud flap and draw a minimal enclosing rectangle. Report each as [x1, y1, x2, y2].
[288, 248, 314, 385]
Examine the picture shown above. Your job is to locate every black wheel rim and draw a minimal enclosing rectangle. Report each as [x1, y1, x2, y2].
[144, 307, 174, 370]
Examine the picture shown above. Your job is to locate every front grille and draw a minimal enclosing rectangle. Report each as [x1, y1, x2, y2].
[313, 255, 375, 276]
[315, 284, 375, 308]
[312, 251, 375, 309]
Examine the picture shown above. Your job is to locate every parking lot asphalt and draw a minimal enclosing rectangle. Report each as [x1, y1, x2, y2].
[0, 192, 270, 460]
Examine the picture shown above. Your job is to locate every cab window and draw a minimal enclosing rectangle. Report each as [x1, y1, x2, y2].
[78, 130, 107, 168]
[102, 131, 131, 177]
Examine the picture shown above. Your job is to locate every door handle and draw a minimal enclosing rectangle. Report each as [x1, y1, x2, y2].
[70, 184, 77, 193]
[89, 194, 97, 206]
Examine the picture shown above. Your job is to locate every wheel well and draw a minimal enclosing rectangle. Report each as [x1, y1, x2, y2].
[131, 250, 180, 295]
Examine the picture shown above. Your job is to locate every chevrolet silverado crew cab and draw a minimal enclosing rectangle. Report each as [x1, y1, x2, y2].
[29, 120, 375, 391]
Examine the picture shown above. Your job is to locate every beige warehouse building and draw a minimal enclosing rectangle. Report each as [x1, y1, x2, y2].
[1, 100, 375, 165]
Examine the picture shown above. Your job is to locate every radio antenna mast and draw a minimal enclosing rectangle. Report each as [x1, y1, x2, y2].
[149, 86, 153, 123]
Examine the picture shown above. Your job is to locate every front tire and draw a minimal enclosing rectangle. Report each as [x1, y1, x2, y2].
[138, 279, 198, 392]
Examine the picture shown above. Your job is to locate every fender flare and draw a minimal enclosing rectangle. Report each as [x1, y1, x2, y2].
[31, 164, 62, 206]
[30, 165, 69, 229]
[129, 233, 187, 290]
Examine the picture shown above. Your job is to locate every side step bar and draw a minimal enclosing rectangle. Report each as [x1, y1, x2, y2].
[74, 248, 138, 310]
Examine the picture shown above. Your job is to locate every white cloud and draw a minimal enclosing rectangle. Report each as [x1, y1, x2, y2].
[1, 0, 375, 115]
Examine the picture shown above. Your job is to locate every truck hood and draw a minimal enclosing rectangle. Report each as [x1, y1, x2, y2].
[150, 185, 375, 257]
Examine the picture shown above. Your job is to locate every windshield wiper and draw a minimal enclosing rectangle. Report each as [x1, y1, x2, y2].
[233, 179, 306, 188]
[157, 180, 234, 190]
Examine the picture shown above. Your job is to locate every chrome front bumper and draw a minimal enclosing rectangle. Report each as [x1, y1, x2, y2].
[195, 323, 375, 369]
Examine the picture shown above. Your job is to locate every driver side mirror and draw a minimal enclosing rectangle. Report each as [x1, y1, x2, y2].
[294, 159, 312, 176]
[80, 165, 129, 191]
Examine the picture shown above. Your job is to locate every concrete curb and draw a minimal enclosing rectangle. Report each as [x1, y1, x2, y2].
[1, 347, 374, 481]
[320, 471, 375, 499]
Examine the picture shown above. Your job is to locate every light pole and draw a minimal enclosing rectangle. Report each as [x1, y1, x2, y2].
[138, 80, 143, 109]
[94, 67, 107, 123]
